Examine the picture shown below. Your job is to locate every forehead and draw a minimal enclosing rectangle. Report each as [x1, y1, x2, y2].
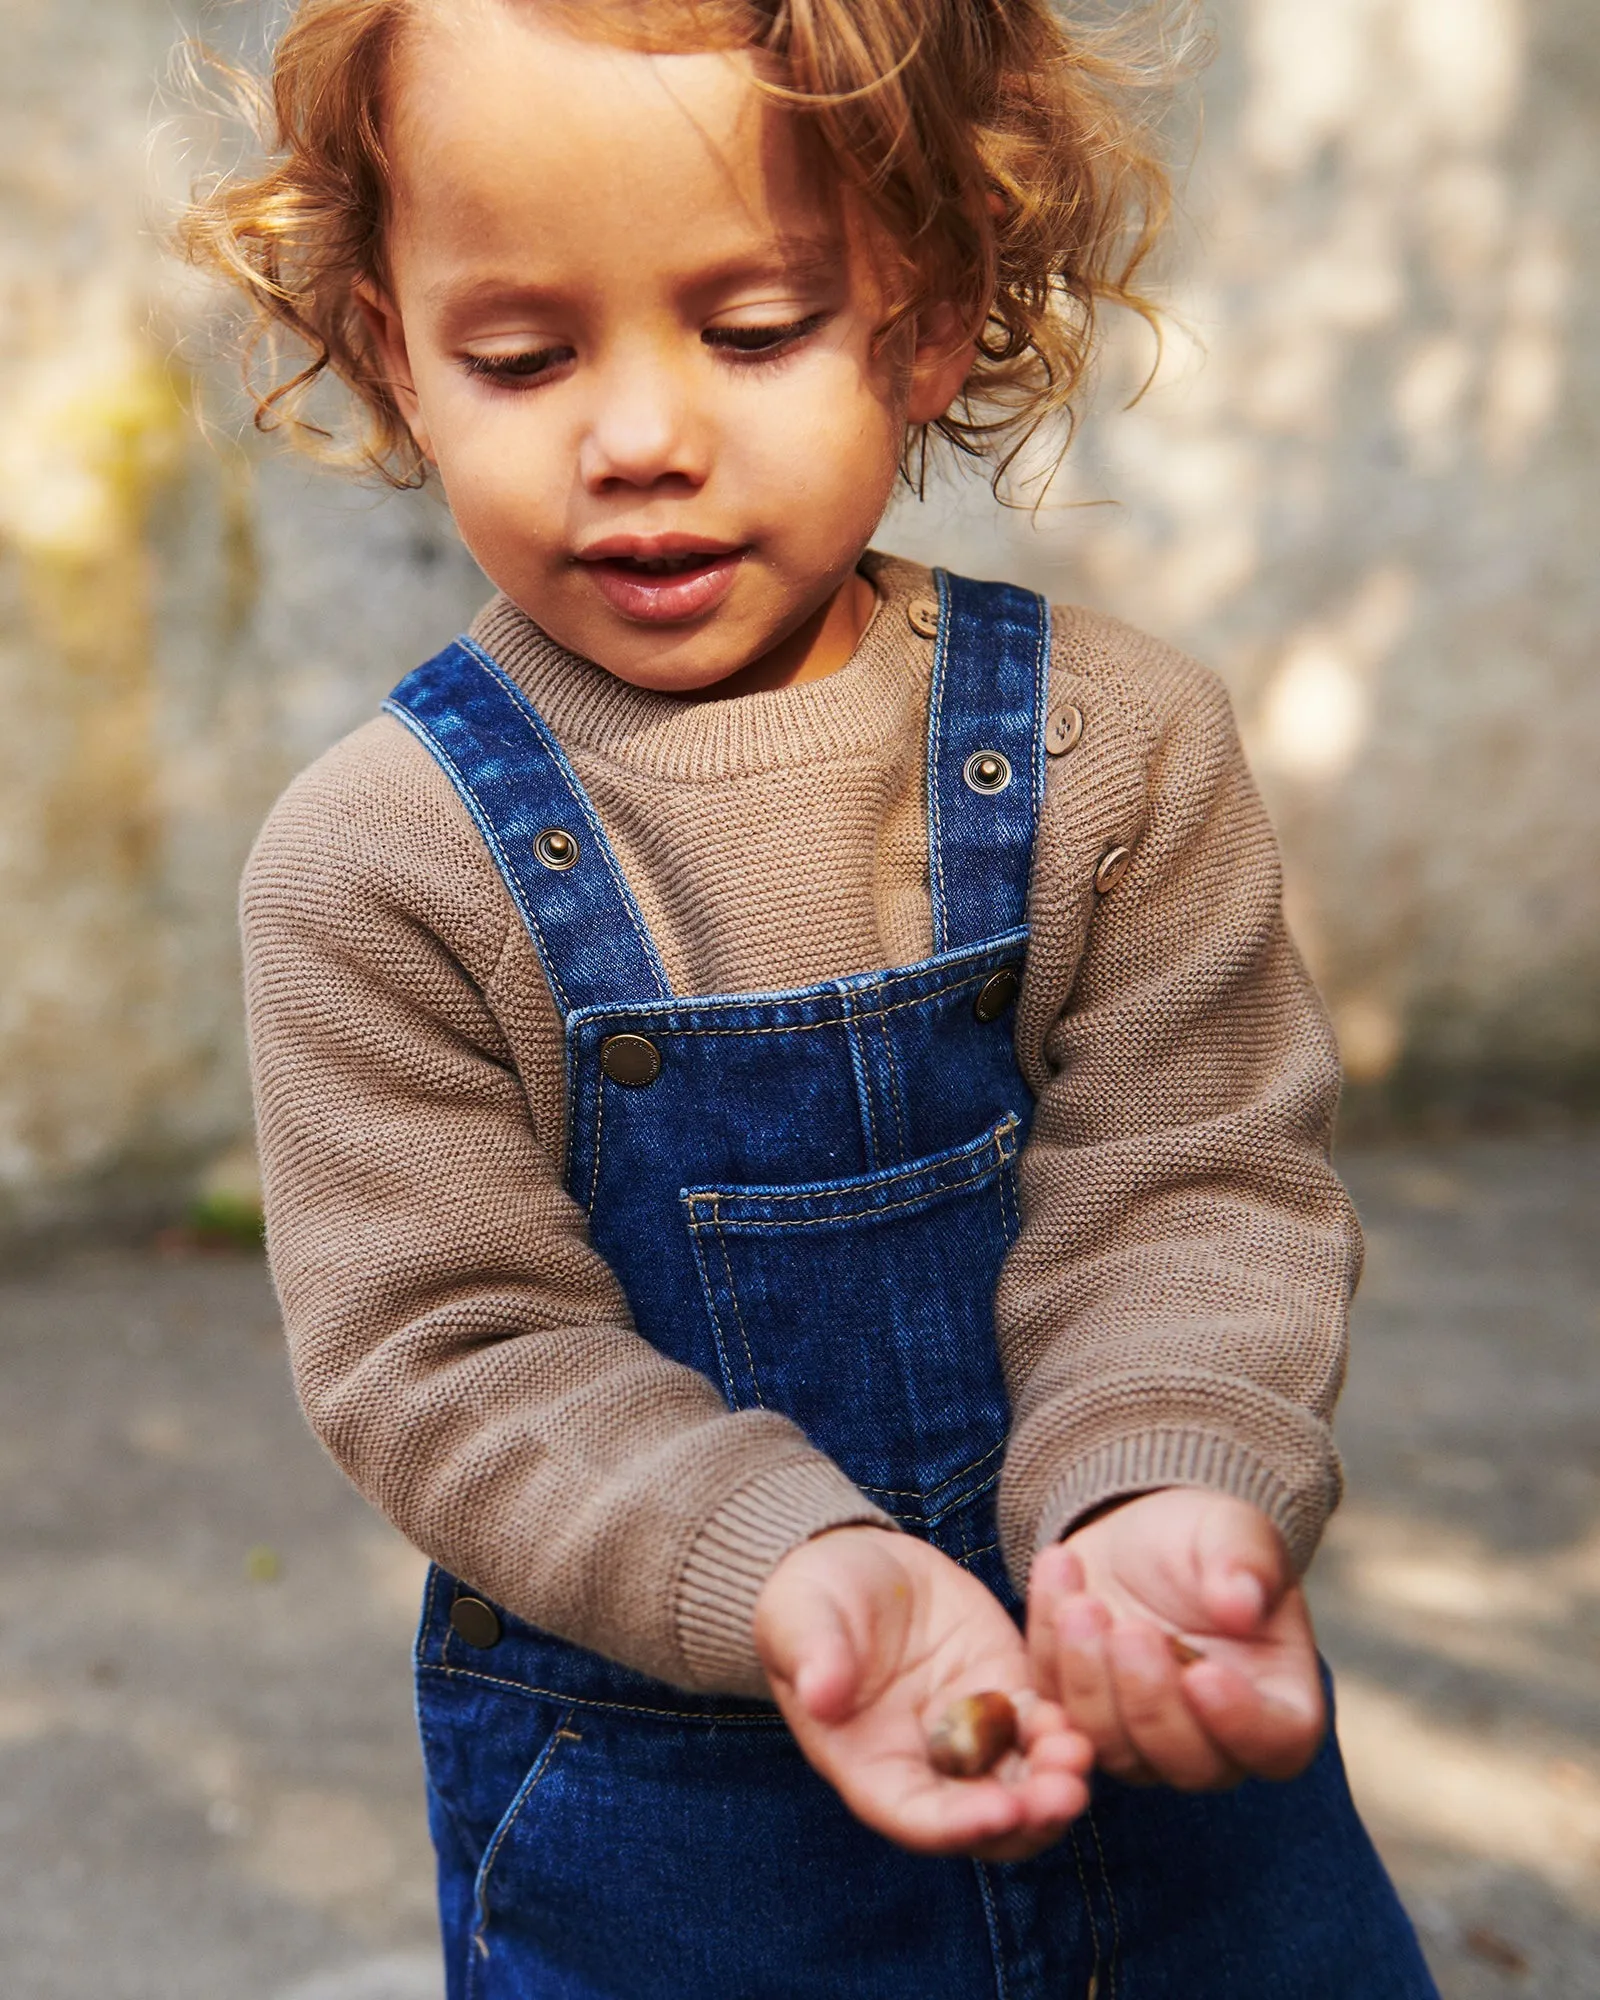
[385, 2, 840, 286]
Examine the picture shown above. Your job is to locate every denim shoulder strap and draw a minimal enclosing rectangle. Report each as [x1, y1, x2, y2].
[925, 570, 1051, 954]
[383, 637, 671, 1017]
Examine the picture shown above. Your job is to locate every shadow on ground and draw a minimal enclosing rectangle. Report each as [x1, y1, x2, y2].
[0, 1135, 1595, 1997]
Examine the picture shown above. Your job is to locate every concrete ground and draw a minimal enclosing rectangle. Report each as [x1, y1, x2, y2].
[0, 1134, 1595, 1999]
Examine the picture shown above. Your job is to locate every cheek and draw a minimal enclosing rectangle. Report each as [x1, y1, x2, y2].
[751, 359, 905, 523]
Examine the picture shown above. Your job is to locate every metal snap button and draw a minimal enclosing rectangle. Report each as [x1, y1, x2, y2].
[534, 828, 579, 871]
[973, 967, 1021, 1023]
[449, 1596, 502, 1649]
[907, 595, 940, 638]
[1045, 705, 1084, 756]
[1094, 844, 1132, 894]
[963, 751, 1012, 794]
[599, 1033, 662, 1087]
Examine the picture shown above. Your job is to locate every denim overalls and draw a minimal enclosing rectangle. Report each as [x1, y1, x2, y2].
[385, 574, 1437, 2000]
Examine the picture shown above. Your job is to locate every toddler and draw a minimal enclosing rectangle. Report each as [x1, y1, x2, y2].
[187, 1, 1440, 1993]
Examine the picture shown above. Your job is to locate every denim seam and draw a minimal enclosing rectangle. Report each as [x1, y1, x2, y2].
[417, 1663, 781, 1723]
[1032, 601, 1051, 836]
[1068, 1824, 1106, 1992]
[971, 1861, 1011, 2000]
[618, 966, 1009, 1041]
[684, 1219, 742, 1408]
[872, 997, 911, 1158]
[468, 1702, 576, 1977]
[998, 1152, 1021, 1248]
[685, 1172, 1005, 1231]
[1086, 1808, 1123, 1999]
[683, 1117, 1017, 1212]
[568, 934, 1025, 1025]
[839, 989, 883, 1171]
[855, 1439, 1005, 1501]
[457, 637, 670, 999]
[419, 1560, 446, 1668]
[384, 702, 576, 1018]
[713, 1210, 766, 1409]
[876, 1487, 998, 1531]
[924, 572, 952, 952]
[585, 1068, 606, 1215]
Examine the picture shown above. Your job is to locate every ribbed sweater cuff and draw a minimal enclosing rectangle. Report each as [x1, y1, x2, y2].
[675, 1457, 896, 1696]
[1032, 1430, 1340, 1578]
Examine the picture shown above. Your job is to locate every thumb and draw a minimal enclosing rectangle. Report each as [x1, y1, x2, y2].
[1195, 1502, 1290, 1637]
[754, 1562, 866, 1725]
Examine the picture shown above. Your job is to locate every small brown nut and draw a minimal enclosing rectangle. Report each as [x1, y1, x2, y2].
[925, 1690, 1019, 1779]
[1166, 1634, 1204, 1667]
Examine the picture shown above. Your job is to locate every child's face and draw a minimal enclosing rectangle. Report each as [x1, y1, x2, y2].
[366, 3, 971, 692]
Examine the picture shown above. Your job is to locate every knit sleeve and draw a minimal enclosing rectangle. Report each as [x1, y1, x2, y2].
[994, 614, 1360, 1584]
[242, 722, 890, 1698]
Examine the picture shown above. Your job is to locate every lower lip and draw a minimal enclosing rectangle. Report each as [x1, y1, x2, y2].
[581, 552, 745, 624]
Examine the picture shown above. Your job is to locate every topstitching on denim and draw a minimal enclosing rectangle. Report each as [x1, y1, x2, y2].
[456, 636, 671, 1001]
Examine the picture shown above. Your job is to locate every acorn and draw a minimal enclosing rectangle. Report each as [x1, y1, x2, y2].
[926, 1690, 1019, 1778]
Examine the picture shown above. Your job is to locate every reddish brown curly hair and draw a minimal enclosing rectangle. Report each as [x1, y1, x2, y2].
[180, 0, 1186, 489]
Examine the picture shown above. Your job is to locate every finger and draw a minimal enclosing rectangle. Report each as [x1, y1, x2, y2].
[1026, 1545, 1085, 1702]
[1029, 1540, 1086, 1605]
[756, 1579, 863, 1724]
[1013, 1694, 1096, 1781]
[1195, 1509, 1290, 1638]
[968, 1767, 1090, 1861]
[1050, 1596, 1154, 1782]
[856, 1773, 1034, 1856]
[1107, 1623, 1243, 1790]
[1181, 1657, 1327, 1782]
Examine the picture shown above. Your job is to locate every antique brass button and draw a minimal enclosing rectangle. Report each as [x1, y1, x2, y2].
[600, 1033, 662, 1086]
[534, 828, 579, 871]
[1094, 844, 1132, 893]
[1045, 704, 1084, 756]
[907, 595, 941, 638]
[449, 1596, 502, 1649]
[963, 750, 1012, 794]
[973, 967, 1021, 1022]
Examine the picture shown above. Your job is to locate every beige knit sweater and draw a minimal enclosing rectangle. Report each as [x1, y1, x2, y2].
[242, 552, 1359, 1698]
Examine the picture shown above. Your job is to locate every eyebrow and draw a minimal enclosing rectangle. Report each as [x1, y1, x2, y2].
[424, 236, 843, 317]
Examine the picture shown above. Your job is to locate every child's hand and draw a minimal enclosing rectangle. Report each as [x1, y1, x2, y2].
[1028, 1489, 1326, 1791]
[754, 1526, 1092, 1860]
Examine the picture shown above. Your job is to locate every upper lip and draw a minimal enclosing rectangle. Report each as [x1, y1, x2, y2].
[575, 534, 744, 564]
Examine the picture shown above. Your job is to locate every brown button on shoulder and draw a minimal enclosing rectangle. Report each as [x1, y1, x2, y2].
[1045, 704, 1084, 756]
[973, 967, 1021, 1023]
[600, 1033, 662, 1087]
[449, 1596, 502, 1649]
[1094, 844, 1133, 894]
[907, 595, 941, 639]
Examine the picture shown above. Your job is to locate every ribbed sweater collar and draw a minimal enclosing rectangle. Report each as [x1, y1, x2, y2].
[466, 551, 931, 785]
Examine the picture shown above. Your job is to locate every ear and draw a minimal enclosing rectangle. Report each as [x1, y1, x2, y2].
[355, 282, 433, 462]
[904, 298, 977, 427]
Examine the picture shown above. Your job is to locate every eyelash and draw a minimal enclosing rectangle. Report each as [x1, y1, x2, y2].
[702, 311, 831, 358]
[460, 347, 573, 386]
[459, 312, 830, 388]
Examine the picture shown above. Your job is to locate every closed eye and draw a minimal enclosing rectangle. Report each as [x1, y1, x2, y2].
[460, 345, 575, 387]
[702, 311, 832, 360]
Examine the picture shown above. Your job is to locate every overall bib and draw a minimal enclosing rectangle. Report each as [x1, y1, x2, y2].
[386, 573, 1436, 2000]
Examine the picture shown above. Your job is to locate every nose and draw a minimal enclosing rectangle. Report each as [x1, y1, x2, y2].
[577, 343, 710, 493]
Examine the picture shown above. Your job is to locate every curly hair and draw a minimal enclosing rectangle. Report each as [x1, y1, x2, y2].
[180, 0, 1187, 491]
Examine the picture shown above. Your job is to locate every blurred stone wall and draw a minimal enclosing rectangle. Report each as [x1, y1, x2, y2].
[887, 0, 1599, 1123]
[1, 0, 1595, 1243]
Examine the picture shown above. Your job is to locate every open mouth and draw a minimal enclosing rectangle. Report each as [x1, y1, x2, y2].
[578, 544, 746, 624]
[606, 551, 719, 577]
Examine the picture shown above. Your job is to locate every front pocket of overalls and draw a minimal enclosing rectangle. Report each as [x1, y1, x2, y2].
[682, 1117, 1020, 1521]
